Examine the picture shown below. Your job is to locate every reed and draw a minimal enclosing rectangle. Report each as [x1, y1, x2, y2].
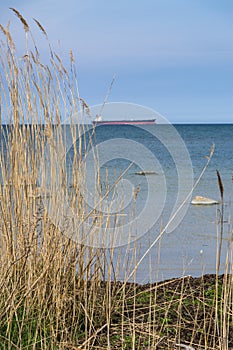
[0, 11, 232, 349]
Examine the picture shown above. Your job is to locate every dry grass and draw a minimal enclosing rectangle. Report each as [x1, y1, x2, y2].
[0, 11, 232, 350]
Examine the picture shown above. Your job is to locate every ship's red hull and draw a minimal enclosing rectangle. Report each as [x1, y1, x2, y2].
[92, 119, 156, 126]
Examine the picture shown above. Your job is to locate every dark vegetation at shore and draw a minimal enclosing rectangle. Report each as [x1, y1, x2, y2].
[0, 273, 232, 349]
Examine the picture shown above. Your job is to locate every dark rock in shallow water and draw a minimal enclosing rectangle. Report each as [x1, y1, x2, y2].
[135, 171, 157, 175]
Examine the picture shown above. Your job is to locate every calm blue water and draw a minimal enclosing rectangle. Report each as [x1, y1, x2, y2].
[79, 124, 233, 282]
[1, 124, 233, 282]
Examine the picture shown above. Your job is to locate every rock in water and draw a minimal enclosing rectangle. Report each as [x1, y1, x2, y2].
[135, 171, 157, 175]
[191, 195, 219, 205]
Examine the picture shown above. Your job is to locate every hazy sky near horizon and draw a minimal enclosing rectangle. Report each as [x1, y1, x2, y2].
[0, 0, 232, 123]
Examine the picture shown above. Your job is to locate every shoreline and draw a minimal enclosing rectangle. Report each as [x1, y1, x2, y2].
[75, 273, 233, 349]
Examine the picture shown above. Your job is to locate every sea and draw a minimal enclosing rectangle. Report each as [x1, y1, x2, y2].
[76, 123, 233, 282]
[1, 123, 233, 282]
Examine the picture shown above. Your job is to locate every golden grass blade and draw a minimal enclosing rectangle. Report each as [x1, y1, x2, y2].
[79, 97, 91, 117]
[10, 8, 29, 32]
[0, 24, 15, 49]
[33, 18, 47, 36]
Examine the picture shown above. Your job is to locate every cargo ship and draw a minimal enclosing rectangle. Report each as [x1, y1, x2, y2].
[92, 115, 156, 126]
[92, 76, 156, 125]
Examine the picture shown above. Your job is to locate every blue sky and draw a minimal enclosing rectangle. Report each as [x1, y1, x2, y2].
[0, 0, 232, 123]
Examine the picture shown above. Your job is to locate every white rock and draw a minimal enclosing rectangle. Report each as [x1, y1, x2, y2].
[191, 195, 219, 205]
